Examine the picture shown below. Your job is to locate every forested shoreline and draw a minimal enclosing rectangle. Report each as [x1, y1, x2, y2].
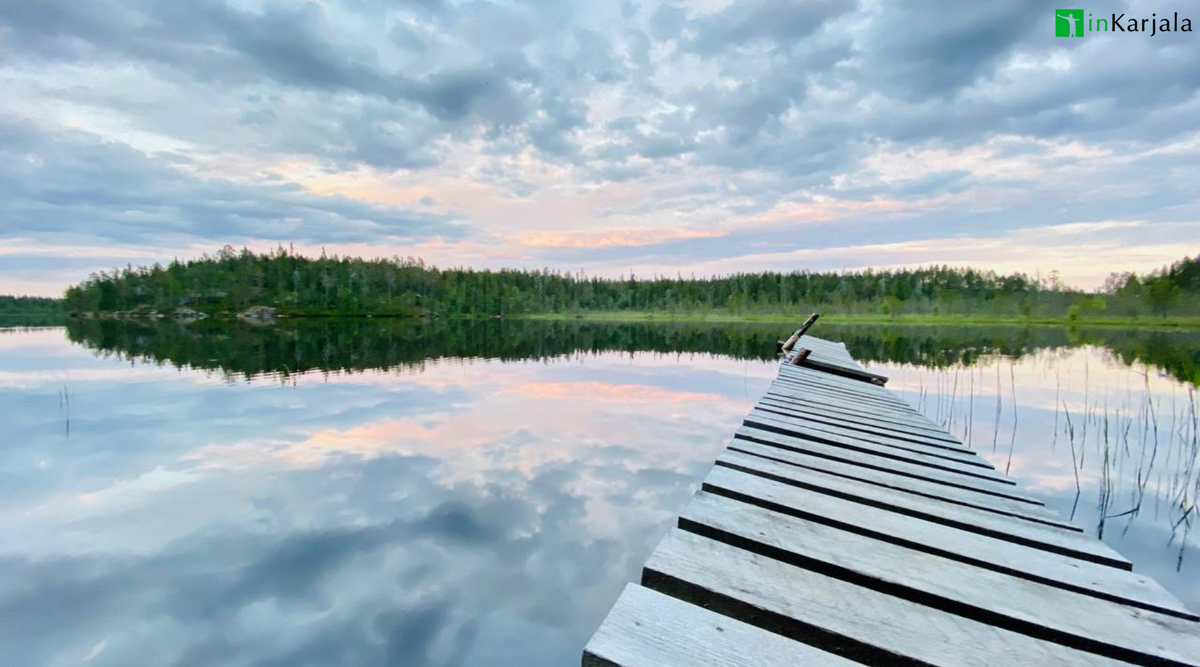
[0, 296, 65, 325]
[26, 247, 1200, 322]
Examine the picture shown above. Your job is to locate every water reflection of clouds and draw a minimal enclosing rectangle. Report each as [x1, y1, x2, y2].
[5, 325, 1195, 665]
[0, 329, 771, 667]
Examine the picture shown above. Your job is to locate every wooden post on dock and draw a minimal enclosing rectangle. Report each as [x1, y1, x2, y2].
[780, 313, 820, 352]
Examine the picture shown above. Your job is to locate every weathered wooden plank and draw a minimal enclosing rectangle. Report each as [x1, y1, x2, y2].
[752, 400, 961, 447]
[744, 411, 1006, 480]
[582, 583, 859, 667]
[679, 492, 1200, 665]
[784, 355, 878, 379]
[698, 463, 1200, 619]
[741, 416, 1005, 488]
[790, 336, 860, 362]
[763, 386, 918, 416]
[761, 385, 950, 428]
[791, 337, 871, 371]
[801, 358, 890, 385]
[764, 389, 952, 436]
[769, 380, 927, 416]
[795, 333, 846, 350]
[643, 529, 1141, 667]
[780, 363, 898, 395]
[770, 380, 918, 418]
[758, 395, 961, 444]
[768, 376, 933, 416]
[793, 343, 849, 360]
[778, 361, 890, 387]
[748, 406, 975, 458]
[754, 400, 972, 451]
[733, 427, 1039, 504]
[797, 333, 848, 350]
[711, 454, 1131, 569]
[774, 373, 906, 407]
[742, 414, 1010, 487]
[728, 436, 1078, 531]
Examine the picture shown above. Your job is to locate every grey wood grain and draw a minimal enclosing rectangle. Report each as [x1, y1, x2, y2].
[582, 583, 859, 667]
[697, 464, 1198, 616]
[800, 358, 890, 385]
[774, 374, 908, 407]
[746, 406, 978, 462]
[764, 389, 951, 435]
[780, 364, 899, 395]
[771, 378, 920, 415]
[680, 491, 1200, 664]
[643, 529, 1140, 667]
[789, 341, 873, 374]
[735, 423, 1012, 495]
[753, 401, 974, 453]
[767, 377, 935, 417]
[728, 436, 1077, 530]
[744, 411, 1008, 481]
[758, 395, 961, 444]
[711, 453, 1130, 568]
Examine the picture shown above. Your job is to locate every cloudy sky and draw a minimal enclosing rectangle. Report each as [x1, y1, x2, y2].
[1, 0, 1198, 296]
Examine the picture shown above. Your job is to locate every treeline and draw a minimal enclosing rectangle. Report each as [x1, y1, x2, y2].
[0, 295, 65, 325]
[1102, 256, 1200, 317]
[60, 246, 1200, 319]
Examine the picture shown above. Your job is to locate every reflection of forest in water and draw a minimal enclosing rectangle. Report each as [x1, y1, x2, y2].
[62, 318, 1200, 386]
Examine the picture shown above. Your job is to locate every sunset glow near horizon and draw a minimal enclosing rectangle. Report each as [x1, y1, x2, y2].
[2, 1, 1198, 297]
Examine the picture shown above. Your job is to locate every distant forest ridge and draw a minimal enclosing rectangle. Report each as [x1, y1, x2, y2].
[0, 296, 65, 322]
[42, 246, 1200, 319]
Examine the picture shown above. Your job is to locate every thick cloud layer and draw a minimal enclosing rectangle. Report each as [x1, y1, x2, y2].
[1, 0, 1197, 293]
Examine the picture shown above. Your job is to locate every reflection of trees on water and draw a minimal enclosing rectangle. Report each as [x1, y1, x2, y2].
[824, 325, 1200, 387]
[63, 319, 1200, 387]
[64, 318, 793, 381]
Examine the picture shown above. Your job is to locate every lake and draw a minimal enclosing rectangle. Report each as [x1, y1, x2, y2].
[1, 319, 1197, 666]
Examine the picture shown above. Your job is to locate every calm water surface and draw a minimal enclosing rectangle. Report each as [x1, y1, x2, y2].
[0, 320, 1197, 666]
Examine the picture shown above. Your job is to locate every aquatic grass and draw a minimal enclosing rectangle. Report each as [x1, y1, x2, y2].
[1004, 360, 1018, 476]
[993, 362, 1003, 453]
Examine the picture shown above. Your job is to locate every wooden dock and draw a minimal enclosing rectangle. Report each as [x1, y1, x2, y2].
[583, 327, 1200, 667]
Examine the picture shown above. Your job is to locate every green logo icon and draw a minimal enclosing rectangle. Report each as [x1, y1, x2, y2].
[1056, 9, 1084, 37]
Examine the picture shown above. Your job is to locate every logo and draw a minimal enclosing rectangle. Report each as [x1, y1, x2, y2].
[1056, 9, 1084, 37]
[1054, 9, 1192, 36]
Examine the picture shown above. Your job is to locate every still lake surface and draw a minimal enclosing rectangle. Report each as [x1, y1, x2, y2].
[1, 319, 1197, 666]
